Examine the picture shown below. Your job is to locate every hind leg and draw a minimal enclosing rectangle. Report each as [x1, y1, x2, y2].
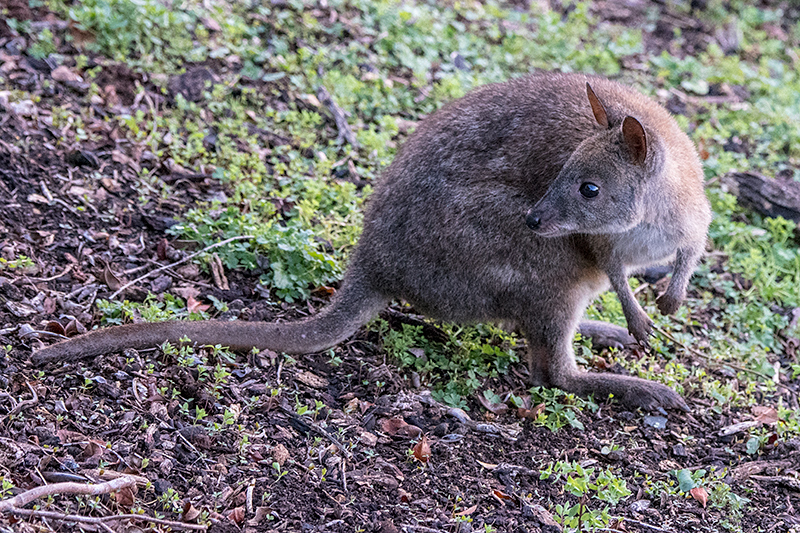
[522, 315, 687, 411]
[526, 345, 551, 387]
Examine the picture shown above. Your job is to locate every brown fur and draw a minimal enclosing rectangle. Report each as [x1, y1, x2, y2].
[32, 72, 711, 411]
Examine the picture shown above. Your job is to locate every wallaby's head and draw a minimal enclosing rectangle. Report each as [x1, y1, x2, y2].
[526, 83, 658, 237]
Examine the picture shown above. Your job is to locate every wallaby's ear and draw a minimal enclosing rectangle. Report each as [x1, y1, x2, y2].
[586, 82, 609, 129]
[622, 116, 647, 165]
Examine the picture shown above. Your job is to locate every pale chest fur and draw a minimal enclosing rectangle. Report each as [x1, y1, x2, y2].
[613, 221, 682, 271]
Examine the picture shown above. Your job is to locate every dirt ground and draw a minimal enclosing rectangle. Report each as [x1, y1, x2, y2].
[1, 1, 800, 532]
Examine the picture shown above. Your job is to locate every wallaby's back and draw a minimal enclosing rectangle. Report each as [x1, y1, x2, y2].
[356, 72, 706, 324]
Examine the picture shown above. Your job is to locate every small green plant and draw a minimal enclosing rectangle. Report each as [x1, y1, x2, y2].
[669, 469, 749, 531]
[0, 255, 35, 271]
[27, 28, 57, 59]
[378, 320, 519, 408]
[97, 294, 200, 326]
[0, 477, 14, 499]
[157, 487, 183, 514]
[272, 461, 287, 482]
[527, 387, 594, 432]
[327, 349, 343, 367]
[65, 0, 197, 69]
[541, 461, 631, 531]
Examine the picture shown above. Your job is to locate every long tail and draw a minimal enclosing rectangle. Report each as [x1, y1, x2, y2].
[32, 281, 387, 365]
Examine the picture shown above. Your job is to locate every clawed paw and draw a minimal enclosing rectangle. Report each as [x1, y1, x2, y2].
[627, 313, 653, 349]
[620, 381, 689, 412]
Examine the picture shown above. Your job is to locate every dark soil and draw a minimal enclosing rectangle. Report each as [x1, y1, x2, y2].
[1, 3, 799, 533]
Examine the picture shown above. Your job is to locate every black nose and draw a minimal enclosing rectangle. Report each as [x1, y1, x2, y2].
[525, 209, 541, 230]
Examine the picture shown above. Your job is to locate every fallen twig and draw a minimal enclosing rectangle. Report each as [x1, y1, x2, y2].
[0, 476, 136, 512]
[317, 85, 359, 148]
[27, 263, 74, 282]
[86, 469, 150, 487]
[108, 235, 254, 300]
[278, 404, 353, 460]
[400, 525, 447, 533]
[7, 382, 38, 417]
[5, 508, 208, 531]
[621, 517, 673, 532]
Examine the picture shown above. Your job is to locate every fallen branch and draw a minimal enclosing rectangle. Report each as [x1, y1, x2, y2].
[317, 85, 359, 148]
[6, 508, 208, 531]
[721, 171, 800, 223]
[109, 235, 254, 300]
[0, 476, 136, 512]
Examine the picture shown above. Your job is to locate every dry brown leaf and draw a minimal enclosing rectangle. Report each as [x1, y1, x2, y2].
[56, 429, 87, 443]
[82, 440, 106, 460]
[182, 500, 202, 522]
[412, 435, 431, 464]
[175, 263, 201, 279]
[102, 263, 125, 291]
[516, 403, 546, 420]
[455, 504, 477, 516]
[477, 392, 509, 415]
[381, 417, 410, 436]
[753, 405, 779, 425]
[247, 506, 274, 526]
[272, 443, 290, 467]
[690, 486, 708, 508]
[492, 489, 513, 502]
[42, 296, 57, 314]
[294, 370, 329, 389]
[312, 285, 336, 297]
[64, 318, 86, 337]
[69, 20, 95, 48]
[45, 321, 66, 336]
[395, 424, 423, 440]
[344, 397, 361, 414]
[51, 65, 82, 82]
[112, 149, 140, 172]
[187, 295, 210, 314]
[114, 486, 136, 508]
[201, 16, 221, 32]
[359, 431, 378, 447]
[172, 286, 201, 301]
[227, 506, 245, 525]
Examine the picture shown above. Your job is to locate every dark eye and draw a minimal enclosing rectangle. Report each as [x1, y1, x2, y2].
[579, 182, 599, 198]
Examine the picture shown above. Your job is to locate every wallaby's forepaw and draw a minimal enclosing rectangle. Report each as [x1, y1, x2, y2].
[656, 292, 682, 315]
[627, 311, 653, 349]
[617, 380, 689, 412]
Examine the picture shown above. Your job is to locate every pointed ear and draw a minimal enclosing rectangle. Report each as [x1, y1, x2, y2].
[586, 82, 609, 129]
[622, 116, 647, 165]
